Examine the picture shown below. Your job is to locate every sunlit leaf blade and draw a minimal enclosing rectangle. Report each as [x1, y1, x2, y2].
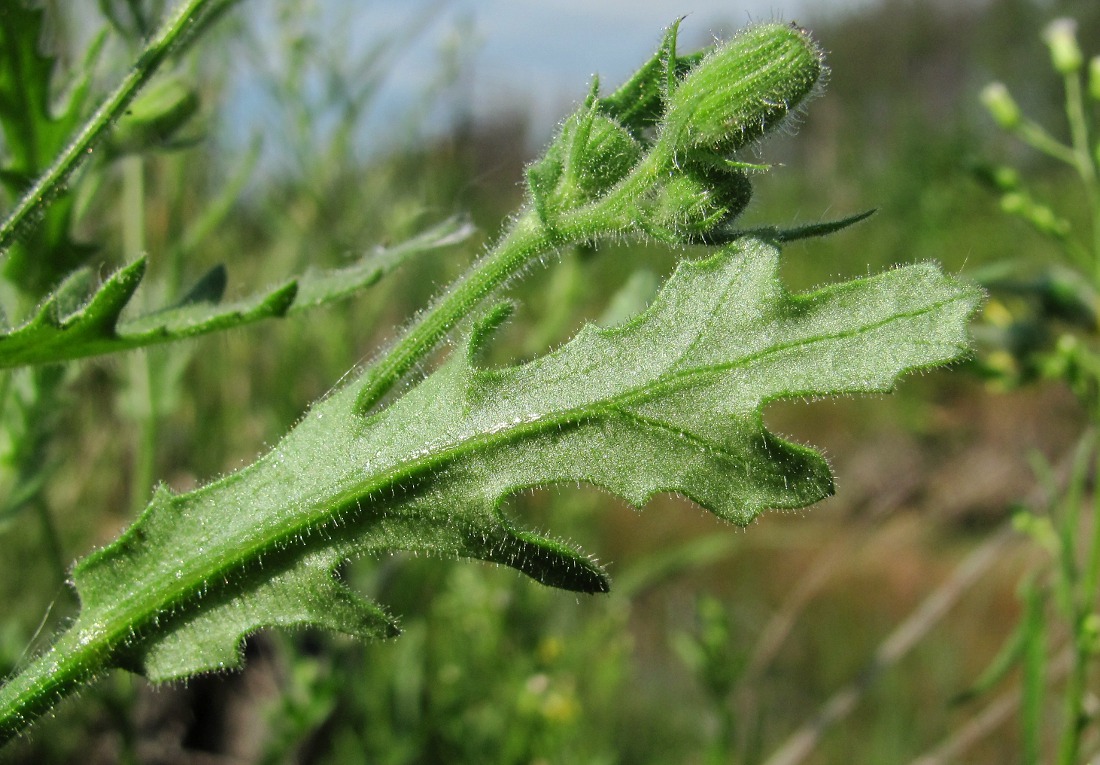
[65, 236, 979, 682]
[0, 217, 473, 368]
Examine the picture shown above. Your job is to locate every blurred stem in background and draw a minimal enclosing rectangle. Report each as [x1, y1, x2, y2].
[972, 16, 1100, 764]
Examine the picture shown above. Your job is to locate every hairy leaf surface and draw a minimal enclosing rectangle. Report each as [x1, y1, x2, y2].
[65, 237, 979, 682]
[0, 217, 473, 368]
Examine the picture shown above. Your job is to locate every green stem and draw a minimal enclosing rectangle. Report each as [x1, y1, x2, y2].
[354, 209, 553, 412]
[1064, 74, 1096, 186]
[1055, 436, 1091, 614]
[1061, 72, 1100, 282]
[1015, 119, 1080, 168]
[0, 615, 121, 744]
[1057, 427, 1100, 765]
[121, 156, 157, 517]
[1082, 434, 1100, 611]
[0, 0, 236, 255]
[1053, 439, 1089, 765]
[1056, 621, 1088, 765]
[1021, 580, 1046, 765]
[353, 151, 663, 413]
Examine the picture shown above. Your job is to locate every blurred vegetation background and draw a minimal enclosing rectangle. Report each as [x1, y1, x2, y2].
[3, 0, 1100, 762]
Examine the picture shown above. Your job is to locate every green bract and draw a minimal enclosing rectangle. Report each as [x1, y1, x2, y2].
[527, 102, 644, 228]
[637, 164, 753, 244]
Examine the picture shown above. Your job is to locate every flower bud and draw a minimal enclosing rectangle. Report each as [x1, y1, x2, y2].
[659, 23, 824, 160]
[1089, 56, 1100, 101]
[574, 113, 645, 199]
[527, 109, 643, 224]
[980, 82, 1021, 130]
[1043, 18, 1083, 75]
[638, 164, 752, 244]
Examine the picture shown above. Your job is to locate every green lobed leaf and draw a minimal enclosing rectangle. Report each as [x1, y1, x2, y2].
[289, 216, 475, 312]
[0, 216, 473, 368]
[0, 3, 71, 184]
[64, 237, 979, 682]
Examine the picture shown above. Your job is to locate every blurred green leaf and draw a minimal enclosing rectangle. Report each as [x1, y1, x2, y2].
[0, 2, 100, 292]
[0, 216, 473, 368]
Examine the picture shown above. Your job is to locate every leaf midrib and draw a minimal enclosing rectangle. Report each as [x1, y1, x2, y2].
[83, 283, 966, 661]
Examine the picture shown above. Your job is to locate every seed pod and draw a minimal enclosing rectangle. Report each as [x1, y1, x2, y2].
[659, 23, 824, 160]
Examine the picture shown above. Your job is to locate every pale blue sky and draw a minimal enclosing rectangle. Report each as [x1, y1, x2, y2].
[225, 0, 881, 172]
[361, 0, 875, 127]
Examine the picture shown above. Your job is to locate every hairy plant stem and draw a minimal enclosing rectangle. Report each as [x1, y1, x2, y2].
[354, 209, 553, 413]
[0, 147, 673, 740]
[0, 611, 123, 743]
[354, 151, 663, 412]
[0, 0, 237, 255]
